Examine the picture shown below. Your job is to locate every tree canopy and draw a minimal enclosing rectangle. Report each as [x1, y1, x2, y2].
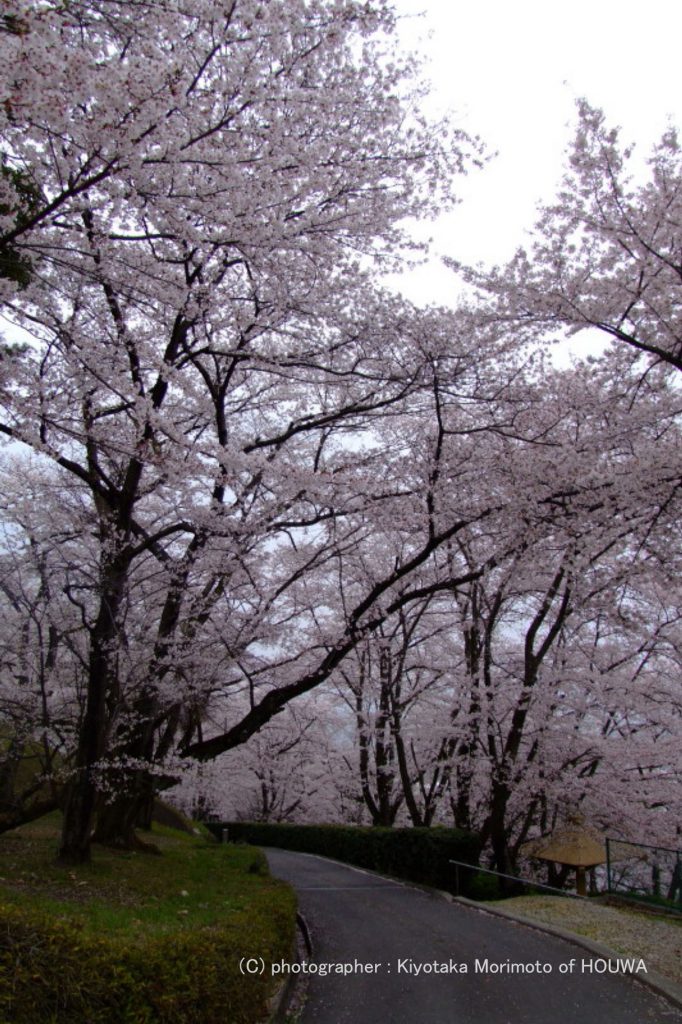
[0, 5, 679, 870]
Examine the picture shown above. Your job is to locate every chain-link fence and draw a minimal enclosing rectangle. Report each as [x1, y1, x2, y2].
[605, 837, 682, 911]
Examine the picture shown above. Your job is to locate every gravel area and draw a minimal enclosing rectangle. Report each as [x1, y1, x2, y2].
[489, 896, 682, 985]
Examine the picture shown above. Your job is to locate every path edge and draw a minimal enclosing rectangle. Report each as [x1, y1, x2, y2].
[453, 894, 682, 1012]
[267, 911, 313, 1023]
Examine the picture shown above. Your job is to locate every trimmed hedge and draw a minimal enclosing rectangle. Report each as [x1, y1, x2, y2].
[207, 822, 481, 896]
[0, 896, 294, 1024]
[0, 824, 296, 1024]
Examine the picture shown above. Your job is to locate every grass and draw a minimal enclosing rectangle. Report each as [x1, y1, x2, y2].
[0, 814, 265, 931]
[0, 813, 297, 1023]
[612, 891, 682, 917]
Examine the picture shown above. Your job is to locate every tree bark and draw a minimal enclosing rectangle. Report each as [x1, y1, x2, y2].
[58, 547, 127, 864]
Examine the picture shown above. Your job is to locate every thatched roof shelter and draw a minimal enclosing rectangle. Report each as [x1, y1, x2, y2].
[522, 826, 606, 868]
[521, 819, 606, 895]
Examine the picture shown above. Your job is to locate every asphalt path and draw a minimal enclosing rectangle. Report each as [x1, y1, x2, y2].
[265, 848, 682, 1024]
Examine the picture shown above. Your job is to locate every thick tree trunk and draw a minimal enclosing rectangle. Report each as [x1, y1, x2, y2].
[58, 663, 109, 863]
[58, 551, 127, 864]
[91, 684, 169, 849]
[136, 789, 155, 831]
[92, 782, 161, 853]
[58, 773, 99, 864]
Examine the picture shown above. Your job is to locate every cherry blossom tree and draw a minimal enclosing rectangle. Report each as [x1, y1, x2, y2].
[317, 351, 681, 870]
[170, 695, 353, 824]
[454, 100, 681, 377]
[2, 3, 679, 875]
[447, 354, 680, 869]
[438, 101, 681, 868]
[0, 0, 492, 863]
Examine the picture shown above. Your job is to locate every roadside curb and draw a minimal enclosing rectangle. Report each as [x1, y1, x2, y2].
[268, 912, 312, 1023]
[453, 895, 682, 1012]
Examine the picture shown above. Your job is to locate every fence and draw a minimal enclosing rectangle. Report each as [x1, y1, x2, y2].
[449, 858, 586, 900]
[605, 837, 682, 910]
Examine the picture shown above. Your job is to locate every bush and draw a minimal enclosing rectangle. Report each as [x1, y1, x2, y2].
[0, 896, 295, 1024]
[207, 822, 481, 896]
[0, 817, 296, 1024]
[466, 871, 503, 901]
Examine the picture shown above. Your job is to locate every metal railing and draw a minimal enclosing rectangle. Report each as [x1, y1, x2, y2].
[605, 837, 682, 908]
[449, 858, 587, 900]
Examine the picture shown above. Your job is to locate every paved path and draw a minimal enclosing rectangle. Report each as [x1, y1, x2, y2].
[265, 848, 682, 1024]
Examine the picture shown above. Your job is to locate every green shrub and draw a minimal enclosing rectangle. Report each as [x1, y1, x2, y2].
[0, 900, 294, 1024]
[208, 822, 481, 896]
[466, 871, 502, 901]
[0, 817, 297, 1024]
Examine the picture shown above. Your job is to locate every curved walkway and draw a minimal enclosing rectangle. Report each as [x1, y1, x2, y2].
[265, 849, 682, 1024]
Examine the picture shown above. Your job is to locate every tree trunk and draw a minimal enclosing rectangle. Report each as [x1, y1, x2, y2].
[93, 782, 161, 853]
[0, 735, 24, 812]
[485, 775, 514, 892]
[58, 550, 127, 864]
[57, 657, 109, 863]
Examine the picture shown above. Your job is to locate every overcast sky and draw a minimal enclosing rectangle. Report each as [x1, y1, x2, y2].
[388, 0, 681, 306]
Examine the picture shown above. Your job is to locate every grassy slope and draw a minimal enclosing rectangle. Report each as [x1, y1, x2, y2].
[0, 813, 297, 1024]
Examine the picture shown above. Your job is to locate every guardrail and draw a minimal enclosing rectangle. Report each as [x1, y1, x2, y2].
[605, 837, 682, 910]
[449, 858, 587, 900]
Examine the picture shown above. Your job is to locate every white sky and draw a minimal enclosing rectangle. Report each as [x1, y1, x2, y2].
[388, 0, 682, 306]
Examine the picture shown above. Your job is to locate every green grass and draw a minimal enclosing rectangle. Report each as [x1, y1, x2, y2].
[609, 890, 682, 918]
[0, 814, 268, 933]
[0, 813, 297, 1023]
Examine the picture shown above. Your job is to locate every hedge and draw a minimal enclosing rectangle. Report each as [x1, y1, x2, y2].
[206, 822, 481, 895]
[0, 823, 296, 1024]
